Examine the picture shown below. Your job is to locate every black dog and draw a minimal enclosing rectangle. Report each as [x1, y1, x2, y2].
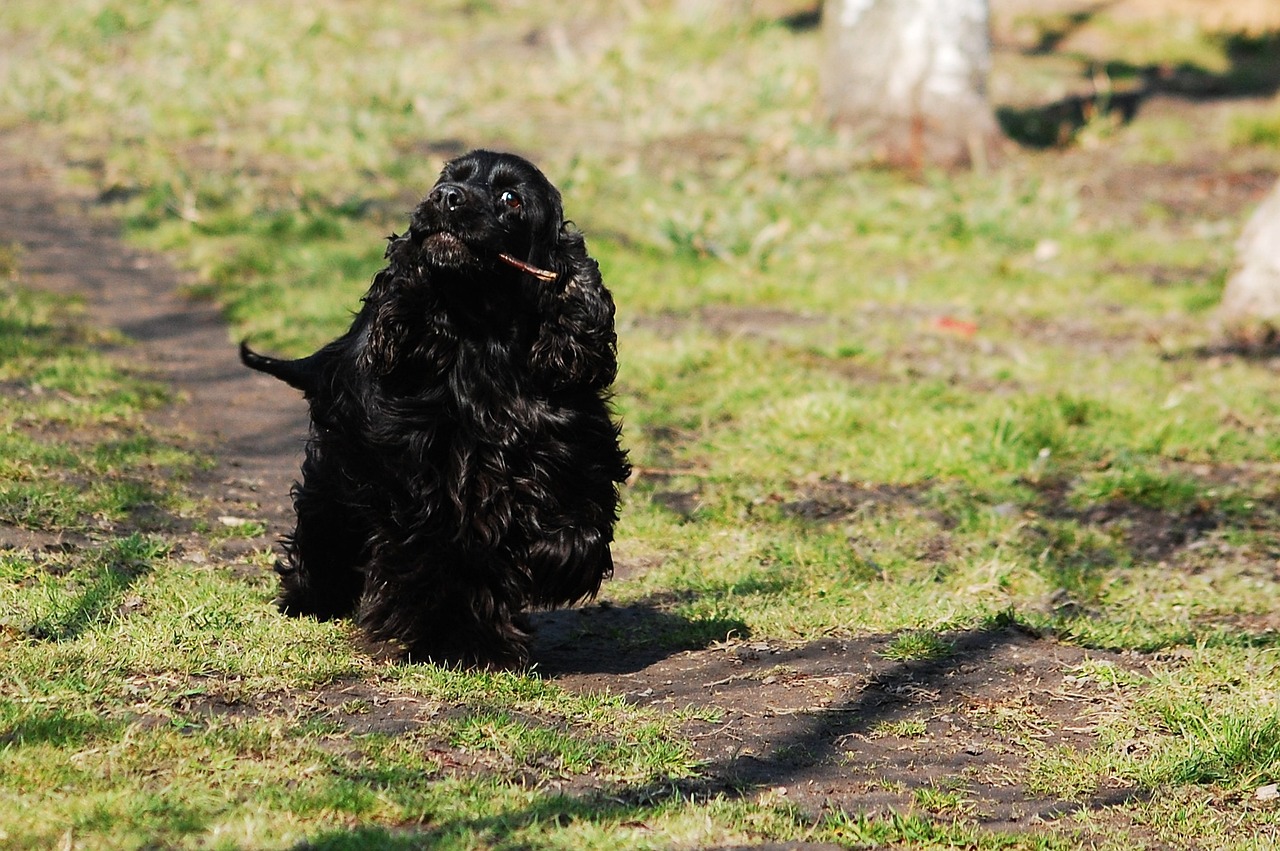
[240, 150, 629, 668]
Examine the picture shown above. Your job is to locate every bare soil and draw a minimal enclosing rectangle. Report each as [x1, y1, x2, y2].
[0, 118, 1270, 844]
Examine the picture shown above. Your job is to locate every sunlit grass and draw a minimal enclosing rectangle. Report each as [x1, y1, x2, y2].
[0, 281, 199, 531]
[3, 0, 1280, 847]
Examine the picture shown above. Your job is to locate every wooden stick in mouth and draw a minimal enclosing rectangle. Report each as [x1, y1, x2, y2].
[497, 253, 558, 281]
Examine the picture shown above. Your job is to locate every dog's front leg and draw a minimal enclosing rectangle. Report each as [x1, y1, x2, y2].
[357, 550, 533, 669]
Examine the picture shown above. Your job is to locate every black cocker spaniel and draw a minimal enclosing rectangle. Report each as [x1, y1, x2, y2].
[241, 149, 630, 668]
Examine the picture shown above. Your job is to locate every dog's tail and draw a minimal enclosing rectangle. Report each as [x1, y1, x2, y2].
[239, 341, 319, 394]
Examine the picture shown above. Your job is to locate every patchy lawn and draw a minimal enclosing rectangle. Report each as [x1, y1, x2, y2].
[2, 1, 1280, 848]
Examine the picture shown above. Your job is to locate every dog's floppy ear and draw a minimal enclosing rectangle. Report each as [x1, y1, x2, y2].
[529, 224, 618, 391]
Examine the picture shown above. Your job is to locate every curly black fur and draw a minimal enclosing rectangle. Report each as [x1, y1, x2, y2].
[240, 150, 630, 668]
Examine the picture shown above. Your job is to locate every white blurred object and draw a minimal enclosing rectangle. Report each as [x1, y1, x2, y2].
[1219, 179, 1280, 342]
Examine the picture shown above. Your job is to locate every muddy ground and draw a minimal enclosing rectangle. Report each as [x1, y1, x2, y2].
[0, 120, 1269, 844]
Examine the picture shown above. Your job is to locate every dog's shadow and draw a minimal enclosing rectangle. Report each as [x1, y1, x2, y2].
[529, 598, 747, 677]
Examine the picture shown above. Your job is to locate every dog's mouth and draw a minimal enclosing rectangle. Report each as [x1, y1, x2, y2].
[420, 231, 557, 281]
[420, 231, 477, 268]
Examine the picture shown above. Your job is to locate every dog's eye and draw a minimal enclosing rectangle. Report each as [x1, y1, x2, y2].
[499, 190, 522, 211]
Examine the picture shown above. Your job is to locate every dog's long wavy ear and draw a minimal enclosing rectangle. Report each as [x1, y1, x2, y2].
[529, 224, 618, 392]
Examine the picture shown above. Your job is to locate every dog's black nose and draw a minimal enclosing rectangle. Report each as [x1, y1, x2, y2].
[430, 183, 466, 212]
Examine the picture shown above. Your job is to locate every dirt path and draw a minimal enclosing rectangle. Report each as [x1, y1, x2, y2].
[0, 138, 1138, 836]
[0, 139, 303, 546]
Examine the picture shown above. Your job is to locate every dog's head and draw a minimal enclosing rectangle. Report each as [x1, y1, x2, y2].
[387, 149, 614, 390]
[410, 150, 564, 276]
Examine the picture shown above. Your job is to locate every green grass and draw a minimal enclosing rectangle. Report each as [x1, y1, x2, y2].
[1028, 649, 1280, 846]
[0, 273, 197, 530]
[1229, 111, 1280, 149]
[3, 0, 1280, 847]
[881, 631, 955, 663]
